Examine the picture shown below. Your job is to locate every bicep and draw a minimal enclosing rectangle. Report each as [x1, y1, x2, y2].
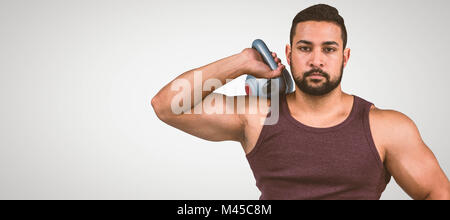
[162, 93, 246, 142]
[384, 112, 449, 199]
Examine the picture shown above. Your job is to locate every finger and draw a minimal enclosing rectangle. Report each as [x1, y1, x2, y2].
[271, 52, 277, 58]
[270, 64, 284, 78]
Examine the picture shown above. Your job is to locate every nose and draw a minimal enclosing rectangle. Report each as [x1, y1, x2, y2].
[308, 48, 324, 68]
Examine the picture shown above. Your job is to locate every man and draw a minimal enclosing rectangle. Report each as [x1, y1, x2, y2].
[151, 4, 449, 199]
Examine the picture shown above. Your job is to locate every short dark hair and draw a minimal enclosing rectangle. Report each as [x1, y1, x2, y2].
[290, 4, 347, 49]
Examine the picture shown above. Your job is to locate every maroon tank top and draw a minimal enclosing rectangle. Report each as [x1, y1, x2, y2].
[246, 94, 391, 200]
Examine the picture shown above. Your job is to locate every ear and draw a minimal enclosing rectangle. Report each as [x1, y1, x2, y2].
[285, 44, 291, 65]
[343, 48, 350, 68]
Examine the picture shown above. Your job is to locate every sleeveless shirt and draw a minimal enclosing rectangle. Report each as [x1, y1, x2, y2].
[246, 94, 391, 200]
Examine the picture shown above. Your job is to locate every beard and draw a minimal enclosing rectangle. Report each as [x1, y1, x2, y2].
[291, 58, 344, 96]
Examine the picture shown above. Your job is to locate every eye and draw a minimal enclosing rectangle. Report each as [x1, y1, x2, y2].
[298, 47, 311, 52]
[324, 47, 336, 53]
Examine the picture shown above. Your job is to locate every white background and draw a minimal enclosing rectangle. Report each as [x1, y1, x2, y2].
[0, 0, 449, 199]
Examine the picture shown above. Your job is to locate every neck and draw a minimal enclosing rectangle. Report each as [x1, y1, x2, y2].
[286, 85, 350, 116]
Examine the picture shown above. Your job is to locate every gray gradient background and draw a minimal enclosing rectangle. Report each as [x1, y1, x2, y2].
[0, 0, 449, 199]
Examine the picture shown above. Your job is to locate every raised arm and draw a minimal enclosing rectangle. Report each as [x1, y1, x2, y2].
[151, 49, 284, 142]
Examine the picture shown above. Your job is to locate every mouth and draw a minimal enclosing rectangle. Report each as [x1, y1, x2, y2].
[308, 72, 325, 79]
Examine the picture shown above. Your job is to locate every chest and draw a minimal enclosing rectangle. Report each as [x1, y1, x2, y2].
[247, 129, 385, 188]
[243, 112, 386, 164]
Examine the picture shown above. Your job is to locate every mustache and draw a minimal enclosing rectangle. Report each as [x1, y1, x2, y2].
[303, 68, 330, 79]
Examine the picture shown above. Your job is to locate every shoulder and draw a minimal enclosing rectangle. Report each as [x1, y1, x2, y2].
[240, 95, 272, 117]
[369, 106, 418, 133]
[368, 105, 422, 151]
[239, 95, 273, 153]
[241, 95, 273, 129]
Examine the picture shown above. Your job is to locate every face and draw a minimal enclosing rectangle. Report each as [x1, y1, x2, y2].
[286, 21, 350, 96]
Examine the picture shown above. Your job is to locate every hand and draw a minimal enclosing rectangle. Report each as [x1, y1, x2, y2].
[240, 48, 285, 79]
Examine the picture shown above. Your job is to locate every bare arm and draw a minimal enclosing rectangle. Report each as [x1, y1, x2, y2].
[375, 110, 450, 200]
[151, 49, 284, 142]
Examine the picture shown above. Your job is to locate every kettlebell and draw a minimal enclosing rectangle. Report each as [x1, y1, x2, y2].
[245, 39, 295, 98]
